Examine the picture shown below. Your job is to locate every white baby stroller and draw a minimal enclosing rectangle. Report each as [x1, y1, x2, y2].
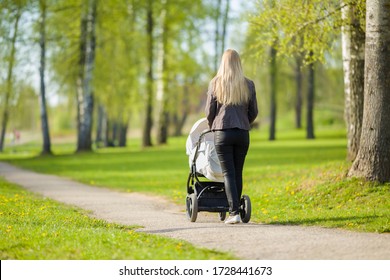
[185, 118, 251, 222]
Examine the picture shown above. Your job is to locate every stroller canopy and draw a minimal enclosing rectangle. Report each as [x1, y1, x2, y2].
[186, 118, 223, 182]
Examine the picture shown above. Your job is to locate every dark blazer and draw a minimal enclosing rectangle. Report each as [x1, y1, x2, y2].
[205, 78, 258, 130]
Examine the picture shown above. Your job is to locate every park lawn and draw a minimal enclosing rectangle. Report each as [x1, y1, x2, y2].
[0, 178, 233, 260]
[1, 128, 389, 233]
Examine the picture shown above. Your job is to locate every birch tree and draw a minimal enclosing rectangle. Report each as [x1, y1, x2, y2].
[294, 51, 304, 129]
[213, 0, 222, 73]
[348, 0, 390, 182]
[142, 0, 154, 147]
[0, 4, 22, 152]
[212, 0, 230, 73]
[156, 0, 207, 144]
[156, 0, 169, 145]
[341, 0, 365, 161]
[76, 0, 97, 152]
[306, 51, 315, 139]
[38, 0, 52, 155]
[268, 44, 277, 140]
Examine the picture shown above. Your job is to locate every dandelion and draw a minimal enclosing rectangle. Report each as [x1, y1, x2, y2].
[176, 242, 183, 251]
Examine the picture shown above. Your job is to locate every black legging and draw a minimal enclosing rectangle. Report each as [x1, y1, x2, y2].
[214, 129, 249, 215]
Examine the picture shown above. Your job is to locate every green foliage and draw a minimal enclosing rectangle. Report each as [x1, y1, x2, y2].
[2, 128, 389, 233]
[0, 178, 233, 259]
[39, 0, 215, 140]
[94, 0, 144, 121]
[9, 82, 40, 131]
[1, 0, 350, 148]
[247, 0, 346, 63]
[46, 0, 83, 95]
[241, 47, 345, 124]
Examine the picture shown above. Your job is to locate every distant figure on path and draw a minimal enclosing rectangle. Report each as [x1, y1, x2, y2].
[11, 129, 21, 145]
[14, 129, 20, 144]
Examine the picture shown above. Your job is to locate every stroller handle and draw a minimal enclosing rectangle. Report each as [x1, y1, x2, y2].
[199, 129, 213, 140]
[192, 129, 213, 166]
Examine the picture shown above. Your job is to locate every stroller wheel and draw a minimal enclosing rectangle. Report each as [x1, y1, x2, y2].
[186, 193, 198, 222]
[219, 212, 227, 221]
[240, 195, 251, 223]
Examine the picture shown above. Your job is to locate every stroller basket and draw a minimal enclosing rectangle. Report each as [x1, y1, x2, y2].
[194, 181, 229, 212]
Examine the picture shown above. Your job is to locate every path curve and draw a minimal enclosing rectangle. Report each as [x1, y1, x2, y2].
[1, 162, 389, 260]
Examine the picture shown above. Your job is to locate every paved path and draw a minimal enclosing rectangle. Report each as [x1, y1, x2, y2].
[1, 162, 389, 260]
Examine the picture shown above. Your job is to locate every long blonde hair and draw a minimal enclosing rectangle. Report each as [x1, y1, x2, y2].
[212, 49, 249, 105]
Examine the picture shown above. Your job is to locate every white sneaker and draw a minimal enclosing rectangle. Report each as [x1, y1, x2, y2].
[225, 214, 241, 224]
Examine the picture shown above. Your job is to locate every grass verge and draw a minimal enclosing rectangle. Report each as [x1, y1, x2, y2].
[1, 128, 389, 233]
[0, 178, 233, 260]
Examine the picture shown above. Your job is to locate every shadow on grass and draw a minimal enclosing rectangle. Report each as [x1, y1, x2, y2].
[268, 215, 389, 232]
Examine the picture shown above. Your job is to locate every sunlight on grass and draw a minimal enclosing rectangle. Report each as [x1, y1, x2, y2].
[1, 128, 389, 233]
[0, 178, 233, 260]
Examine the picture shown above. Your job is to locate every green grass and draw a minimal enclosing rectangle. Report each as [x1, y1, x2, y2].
[1, 128, 389, 233]
[0, 178, 233, 260]
[244, 129, 389, 232]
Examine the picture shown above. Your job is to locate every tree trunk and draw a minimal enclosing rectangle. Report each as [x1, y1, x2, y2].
[269, 45, 277, 141]
[220, 0, 230, 55]
[157, 0, 169, 145]
[348, 0, 390, 182]
[112, 122, 118, 146]
[118, 122, 128, 147]
[95, 104, 105, 147]
[77, 0, 97, 152]
[341, 1, 365, 161]
[294, 54, 303, 129]
[172, 83, 189, 136]
[214, 0, 222, 73]
[142, 0, 154, 147]
[104, 118, 113, 147]
[0, 9, 21, 152]
[172, 113, 187, 137]
[306, 51, 315, 139]
[39, 0, 52, 155]
[76, 16, 87, 151]
[157, 110, 169, 144]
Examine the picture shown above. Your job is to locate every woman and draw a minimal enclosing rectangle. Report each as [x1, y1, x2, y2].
[205, 49, 258, 224]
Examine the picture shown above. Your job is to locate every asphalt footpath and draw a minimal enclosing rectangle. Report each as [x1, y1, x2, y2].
[1, 161, 389, 260]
